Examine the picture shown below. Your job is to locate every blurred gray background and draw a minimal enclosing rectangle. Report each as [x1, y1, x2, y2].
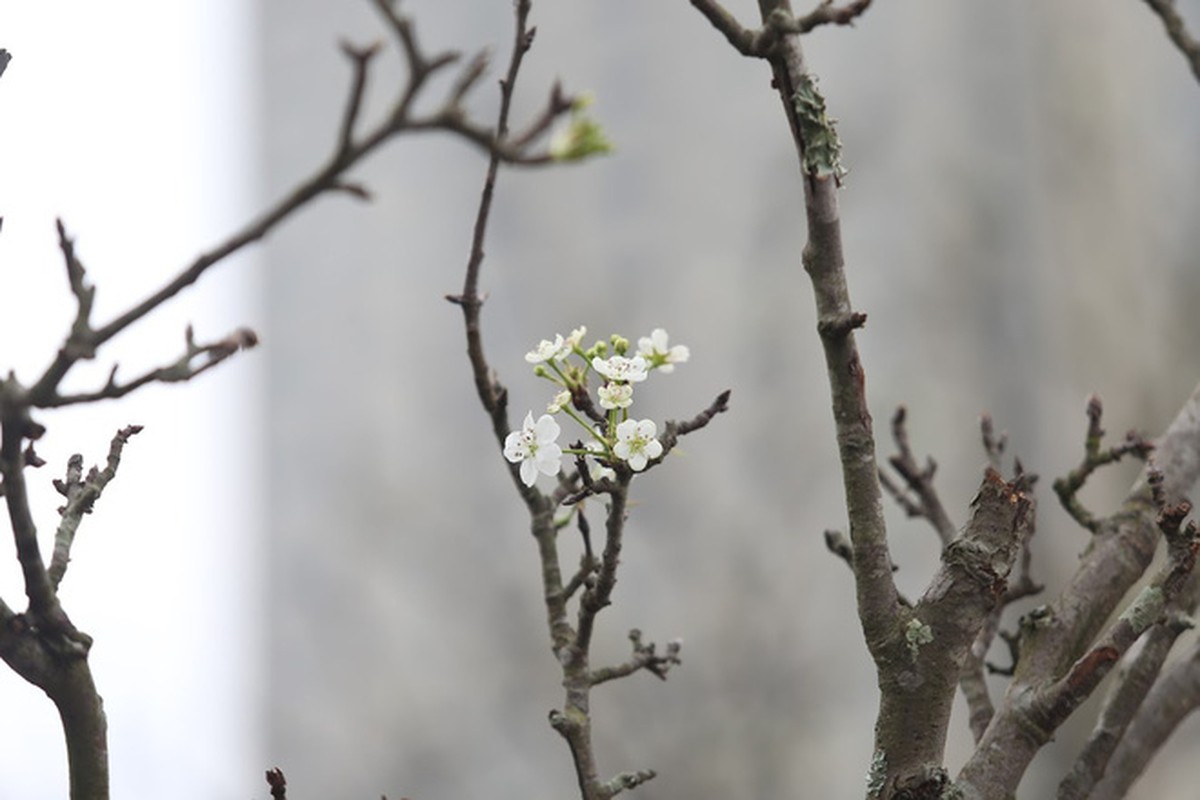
[260, 1, 1200, 798]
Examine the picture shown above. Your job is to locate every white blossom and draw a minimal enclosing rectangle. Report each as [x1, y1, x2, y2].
[564, 326, 587, 351]
[613, 418, 663, 472]
[547, 390, 571, 414]
[591, 354, 648, 383]
[598, 382, 633, 410]
[637, 328, 689, 373]
[503, 412, 563, 486]
[585, 440, 617, 482]
[525, 334, 565, 364]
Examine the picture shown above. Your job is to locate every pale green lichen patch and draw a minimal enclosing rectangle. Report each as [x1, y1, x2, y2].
[792, 73, 848, 183]
[905, 617, 934, 659]
[866, 749, 887, 798]
[1119, 585, 1165, 635]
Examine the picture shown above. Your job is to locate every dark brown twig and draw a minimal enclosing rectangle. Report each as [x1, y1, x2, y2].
[880, 405, 956, 545]
[45, 325, 258, 408]
[265, 767, 288, 799]
[590, 629, 683, 685]
[27, 3, 571, 411]
[687, 0, 873, 57]
[1142, 0, 1200, 84]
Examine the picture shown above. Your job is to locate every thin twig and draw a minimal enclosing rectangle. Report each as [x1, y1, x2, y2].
[1053, 395, 1154, 532]
[45, 326, 258, 408]
[881, 405, 956, 544]
[265, 767, 288, 799]
[48, 426, 142, 589]
[590, 630, 682, 685]
[28, 3, 570, 410]
[1142, 0, 1200, 84]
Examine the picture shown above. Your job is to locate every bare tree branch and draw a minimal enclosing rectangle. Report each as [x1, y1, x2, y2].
[1053, 394, 1154, 532]
[48, 426, 142, 589]
[265, 767, 288, 799]
[44, 326, 258, 408]
[28, 2, 572, 411]
[1059, 596, 1195, 799]
[957, 452, 1200, 797]
[1142, 0, 1200, 84]
[1090, 632, 1200, 799]
[880, 405, 957, 545]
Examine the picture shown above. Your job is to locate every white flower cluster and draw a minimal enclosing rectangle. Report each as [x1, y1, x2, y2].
[502, 326, 690, 487]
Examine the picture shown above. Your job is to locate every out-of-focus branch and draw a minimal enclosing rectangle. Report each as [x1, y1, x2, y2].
[1059, 594, 1195, 799]
[956, 416, 1200, 799]
[979, 412, 1007, 472]
[28, 1, 572, 410]
[1142, 0, 1200, 84]
[879, 405, 956, 545]
[44, 326, 258, 408]
[265, 767, 288, 799]
[0, 49, 10, 79]
[48, 426, 142, 589]
[1090, 632, 1200, 799]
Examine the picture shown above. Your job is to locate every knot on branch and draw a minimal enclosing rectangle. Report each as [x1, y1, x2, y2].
[817, 310, 867, 339]
[892, 763, 949, 800]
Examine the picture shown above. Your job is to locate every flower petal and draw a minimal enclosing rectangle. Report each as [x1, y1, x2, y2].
[519, 458, 538, 487]
[533, 414, 561, 444]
